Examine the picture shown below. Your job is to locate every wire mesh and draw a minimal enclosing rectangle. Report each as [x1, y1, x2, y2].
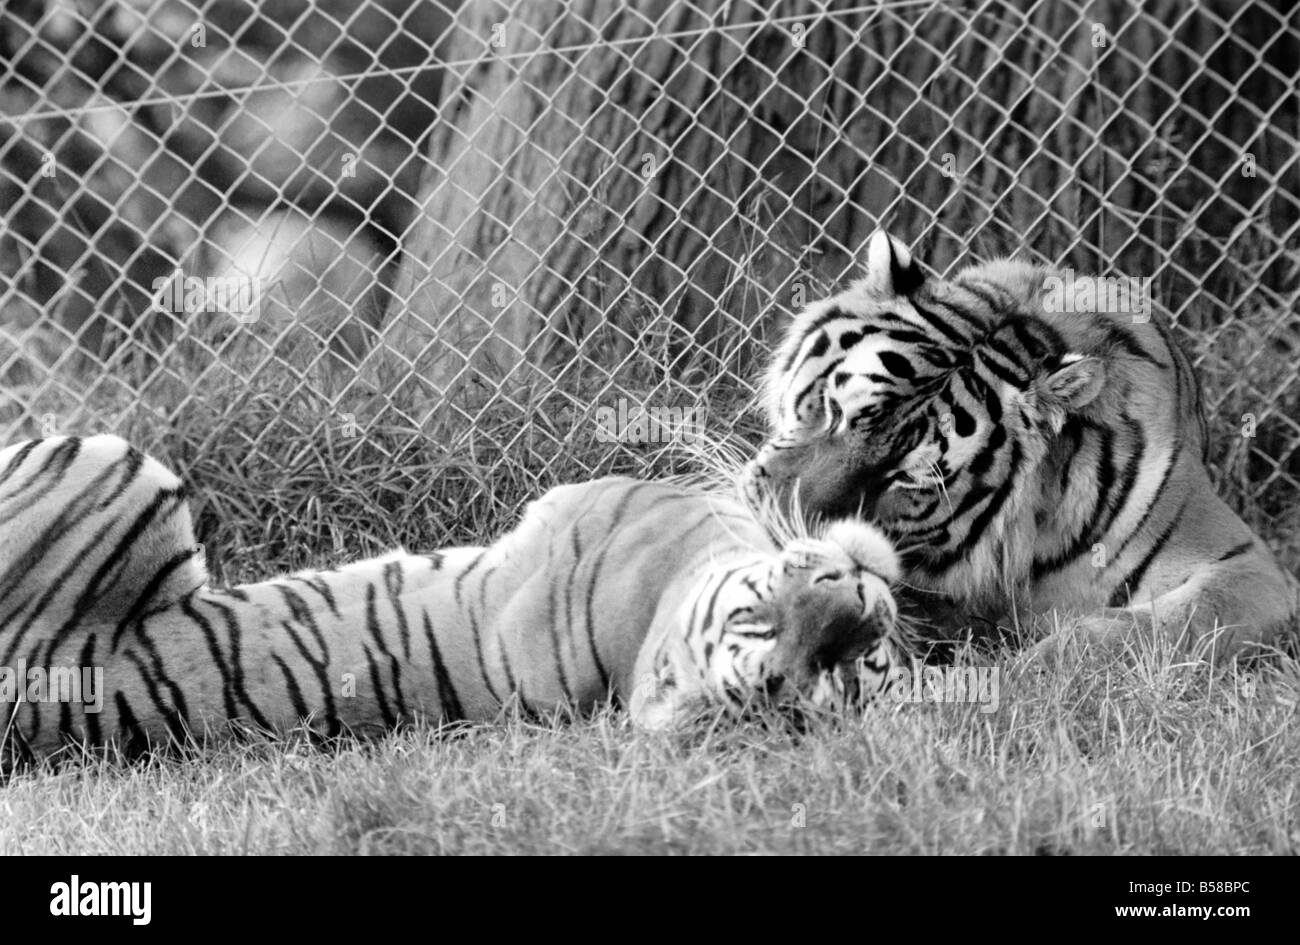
[1, 0, 1296, 546]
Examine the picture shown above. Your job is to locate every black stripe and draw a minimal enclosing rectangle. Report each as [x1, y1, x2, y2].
[1035, 417, 1146, 581]
[877, 350, 916, 380]
[908, 299, 971, 346]
[129, 618, 193, 737]
[580, 545, 615, 691]
[290, 575, 340, 618]
[276, 619, 340, 736]
[387, 650, 409, 722]
[422, 609, 463, 722]
[276, 585, 330, 662]
[22, 486, 188, 662]
[1216, 540, 1254, 563]
[684, 572, 711, 645]
[361, 642, 397, 728]
[363, 583, 395, 658]
[1157, 315, 1210, 463]
[1106, 494, 1190, 607]
[0, 437, 82, 512]
[952, 278, 1009, 317]
[1033, 425, 1117, 580]
[981, 335, 1030, 373]
[453, 550, 485, 606]
[365, 583, 407, 720]
[929, 285, 994, 328]
[466, 606, 501, 705]
[561, 527, 579, 667]
[927, 440, 1022, 573]
[977, 373, 1003, 423]
[778, 307, 851, 376]
[579, 486, 659, 691]
[383, 561, 412, 660]
[203, 596, 275, 732]
[1093, 418, 1146, 540]
[544, 530, 573, 703]
[179, 596, 240, 721]
[696, 566, 748, 639]
[270, 653, 311, 722]
[1112, 435, 1181, 561]
[78, 632, 102, 746]
[123, 647, 189, 747]
[499, 643, 520, 703]
[0, 438, 41, 487]
[1009, 315, 1061, 363]
[967, 424, 1006, 478]
[1101, 318, 1167, 369]
[1055, 416, 1085, 493]
[114, 691, 149, 756]
[448, 549, 497, 706]
[700, 564, 748, 636]
[110, 548, 201, 651]
[3, 508, 139, 665]
[880, 327, 939, 348]
[974, 349, 1028, 388]
[0, 445, 143, 613]
[792, 361, 841, 419]
[948, 478, 998, 522]
[58, 692, 74, 747]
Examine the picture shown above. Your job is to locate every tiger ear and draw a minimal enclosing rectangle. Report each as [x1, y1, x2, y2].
[862, 230, 925, 296]
[1039, 354, 1105, 428]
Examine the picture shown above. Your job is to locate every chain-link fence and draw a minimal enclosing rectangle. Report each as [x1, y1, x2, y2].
[1, 0, 1297, 570]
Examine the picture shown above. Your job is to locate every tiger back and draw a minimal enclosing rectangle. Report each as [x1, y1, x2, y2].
[0, 435, 901, 759]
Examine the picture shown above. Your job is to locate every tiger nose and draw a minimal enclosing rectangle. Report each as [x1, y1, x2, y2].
[808, 607, 882, 671]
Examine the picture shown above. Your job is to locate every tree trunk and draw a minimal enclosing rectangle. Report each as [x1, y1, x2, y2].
[375, 0, 891, 408]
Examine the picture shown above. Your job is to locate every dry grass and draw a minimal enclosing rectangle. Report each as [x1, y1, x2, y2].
[3, 636, 1297, 855]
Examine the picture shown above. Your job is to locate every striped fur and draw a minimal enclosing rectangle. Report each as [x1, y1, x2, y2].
[0, 435, 901, 759]
[744, 231, 1299, 659]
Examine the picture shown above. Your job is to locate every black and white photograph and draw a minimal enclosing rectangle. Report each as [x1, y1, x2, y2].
[0, 0, 1295, 878]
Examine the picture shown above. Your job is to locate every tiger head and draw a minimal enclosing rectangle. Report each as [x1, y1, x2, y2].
[630, 519, 902, 731]
[743, 230, 1117, 604]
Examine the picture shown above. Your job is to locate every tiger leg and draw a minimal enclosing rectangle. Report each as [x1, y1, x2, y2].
[1026, 561, 1300, 666]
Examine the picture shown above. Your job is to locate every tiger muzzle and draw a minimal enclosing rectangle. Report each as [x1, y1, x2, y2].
[749, 441, 886, 524]
[772, 581, 889, 688]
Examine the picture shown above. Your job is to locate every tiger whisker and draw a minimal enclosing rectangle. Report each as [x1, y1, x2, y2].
[890, 616, 928, 656]
[927, 459, 954, 517]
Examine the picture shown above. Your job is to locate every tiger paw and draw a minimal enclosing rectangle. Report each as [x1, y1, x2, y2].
[1022, 612, 1139, 669]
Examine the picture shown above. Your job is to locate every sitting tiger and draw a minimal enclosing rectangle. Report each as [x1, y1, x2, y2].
[0, 434, 901, 760]
[744, 230, 1299, 661]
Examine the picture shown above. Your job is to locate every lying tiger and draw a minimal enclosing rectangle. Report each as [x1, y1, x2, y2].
[745, 230, 1299, 661]
[0, 435, 901, 760]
